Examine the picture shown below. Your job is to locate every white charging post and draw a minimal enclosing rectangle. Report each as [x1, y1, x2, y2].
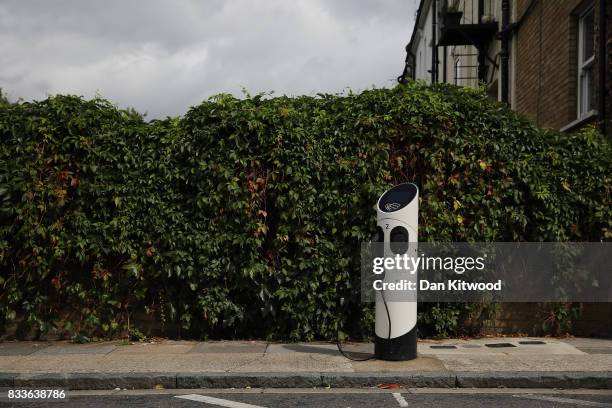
[374, 183, 418, 361]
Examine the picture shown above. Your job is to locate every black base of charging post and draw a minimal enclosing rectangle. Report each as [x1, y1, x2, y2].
[374, 327, 418, 361]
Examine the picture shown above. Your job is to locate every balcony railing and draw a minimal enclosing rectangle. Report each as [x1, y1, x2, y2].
[438, 0, 499, 46]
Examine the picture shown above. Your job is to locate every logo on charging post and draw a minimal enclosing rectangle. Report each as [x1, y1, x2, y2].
[385, 202, 401, 211]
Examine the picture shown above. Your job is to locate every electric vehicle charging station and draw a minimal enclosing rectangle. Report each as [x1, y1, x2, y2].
[374, 183, 418, 361]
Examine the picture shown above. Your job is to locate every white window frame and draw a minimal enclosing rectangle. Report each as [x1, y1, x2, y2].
[577, 5, 596, 118]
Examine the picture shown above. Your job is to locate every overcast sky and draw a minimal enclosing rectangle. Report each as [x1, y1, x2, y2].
[0, 0, 417, 118]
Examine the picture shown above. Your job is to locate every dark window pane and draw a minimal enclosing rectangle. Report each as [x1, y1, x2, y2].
[588, 67, 596, 111]
[583, 9, 594, 61]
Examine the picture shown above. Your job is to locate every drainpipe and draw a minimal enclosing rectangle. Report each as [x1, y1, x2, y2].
[478, 45, 487, 82]
[598, 0, 607, 135]
[443, 46, 447, 82]
[501, 0, 510, 103]
[432, 0, 438, 83]
[398, 46, 416, 84]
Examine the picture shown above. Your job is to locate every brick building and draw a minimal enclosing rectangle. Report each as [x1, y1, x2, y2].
[401, 0, 611, 136]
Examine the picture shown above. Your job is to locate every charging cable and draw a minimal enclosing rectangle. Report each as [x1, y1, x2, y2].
[335, 287, 392, 361]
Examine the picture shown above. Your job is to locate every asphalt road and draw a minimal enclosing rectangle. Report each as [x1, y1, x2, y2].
[2, 389, 612, 407]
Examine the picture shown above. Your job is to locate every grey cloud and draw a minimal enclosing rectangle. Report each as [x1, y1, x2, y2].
[0, 0, 417, 118]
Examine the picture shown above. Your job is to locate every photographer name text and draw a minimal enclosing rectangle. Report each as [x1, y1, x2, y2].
[373, 279, 503, 291]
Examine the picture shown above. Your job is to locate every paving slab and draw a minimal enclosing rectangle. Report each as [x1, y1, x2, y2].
[0, 341, 50, 356]
[564, 338, 612, 348]
[418, 343, 500, 355]
[189, 340, 267, 354]
[576, 347, 612, 354]
[33, 341, 117, 355]
[495, 342, 585, 355]
[110, 342, 195, 355]
[563, 338, 612, 354]
[266, 342, 342, 355]
[438, 354, 612, 372]
[0, 353, 264, 374]
[418, 337, 585, 356]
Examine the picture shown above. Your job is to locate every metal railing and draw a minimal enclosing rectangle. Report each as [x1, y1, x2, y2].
[442, 0, 498, 25]
[453, 52, 480, 87]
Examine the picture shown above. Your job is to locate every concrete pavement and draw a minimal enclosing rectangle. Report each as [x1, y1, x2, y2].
[0, 337, 611, 389]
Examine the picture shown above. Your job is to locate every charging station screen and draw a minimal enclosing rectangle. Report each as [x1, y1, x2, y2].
[378, 183, 417, 212]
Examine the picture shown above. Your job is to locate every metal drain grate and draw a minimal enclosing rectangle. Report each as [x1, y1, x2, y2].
[430, 345, 457, 349]
[485, 343, 516, 348]
[518, 340, 546, 345]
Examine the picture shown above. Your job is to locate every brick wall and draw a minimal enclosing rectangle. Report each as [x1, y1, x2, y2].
[514, 0, 586, 129]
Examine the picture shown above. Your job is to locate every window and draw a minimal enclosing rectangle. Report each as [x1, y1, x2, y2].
[577, 6, 596, 117]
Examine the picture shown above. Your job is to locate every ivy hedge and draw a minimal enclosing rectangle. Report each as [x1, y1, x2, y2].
[0, 82, 610, 340]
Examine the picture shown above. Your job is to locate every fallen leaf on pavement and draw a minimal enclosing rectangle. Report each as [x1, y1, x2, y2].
[377, 383, 400, 389]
